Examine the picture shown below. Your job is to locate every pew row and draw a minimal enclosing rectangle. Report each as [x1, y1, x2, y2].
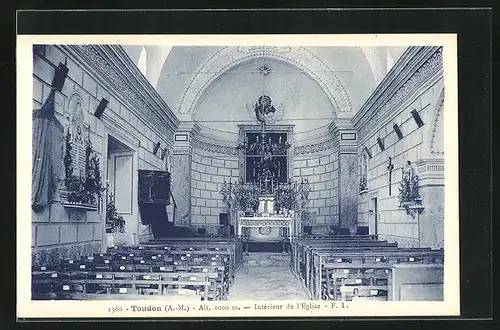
[291, 237, 444, 301]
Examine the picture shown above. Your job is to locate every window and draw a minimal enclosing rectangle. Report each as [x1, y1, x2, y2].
[138, 47, 147, 77]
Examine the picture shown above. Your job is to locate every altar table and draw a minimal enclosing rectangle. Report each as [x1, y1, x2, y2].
[237, 216, 294, 243]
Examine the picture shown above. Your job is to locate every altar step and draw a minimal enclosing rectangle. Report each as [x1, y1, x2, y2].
[244, 241, 289, 253]
[243, 252, 291, 267]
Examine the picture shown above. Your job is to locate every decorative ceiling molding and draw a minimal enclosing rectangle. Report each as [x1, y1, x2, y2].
[294, 136, 338, 155]
[430, 88, 445, 155]
[178, 46, 353, 116]
[68, 45, 180, 139]
[193, 138, 238, 156]
[355, 47, 443, 141]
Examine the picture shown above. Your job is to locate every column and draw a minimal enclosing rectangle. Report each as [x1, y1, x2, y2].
[415, 158, 445, 249]
[171, 122, 201, 227]
[330, 120, 359, 234]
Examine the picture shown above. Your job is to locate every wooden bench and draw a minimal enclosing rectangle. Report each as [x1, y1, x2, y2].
[32, 245, 234, 300]
[310, 248, 444, 300]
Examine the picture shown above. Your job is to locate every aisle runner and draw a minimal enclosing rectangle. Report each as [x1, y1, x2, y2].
[227, 253, 309, 300]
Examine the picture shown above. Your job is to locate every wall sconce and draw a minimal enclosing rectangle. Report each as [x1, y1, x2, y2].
[364, 146, 372, 159]
[411, 109, 425, 128]
[160, 148, 168, 160]
[94, 98, 109, 119]
[376, 137, 385, 151]
[153, 142, 161, 156]
[393, 123, 404, 140]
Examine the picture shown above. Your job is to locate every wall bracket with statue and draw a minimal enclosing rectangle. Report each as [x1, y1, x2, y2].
[398, 160, 425, 218]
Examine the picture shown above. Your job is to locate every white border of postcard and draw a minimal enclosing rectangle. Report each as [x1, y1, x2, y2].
[17, 34, 459, 318]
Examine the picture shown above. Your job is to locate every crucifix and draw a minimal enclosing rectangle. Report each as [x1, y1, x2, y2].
[262, 176, 271, 193]
[387, 157, 395, 196]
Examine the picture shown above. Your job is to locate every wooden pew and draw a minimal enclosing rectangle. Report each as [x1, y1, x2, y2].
[32, 269, 212, 300]
[310, 249, 444, 300]
[120, 245, 235, 284]
[293, 239, 397, 281]
[32, 244, 234, 300]
[291, 236, 378, 274]
[149, 237, 243, 266]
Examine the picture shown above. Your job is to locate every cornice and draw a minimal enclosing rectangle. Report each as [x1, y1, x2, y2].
[65, 44, 180, 140]
[192, 138, 238, 156]
[353, 46, 443, 140]
[294, 136, 338, 155]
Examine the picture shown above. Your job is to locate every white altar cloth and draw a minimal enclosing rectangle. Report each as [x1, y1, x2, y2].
[237, 216, 293, 242]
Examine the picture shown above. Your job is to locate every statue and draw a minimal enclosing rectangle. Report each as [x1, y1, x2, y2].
[400, 160, 419, 203]
[254, 95, 276, 123]
[246, 95, 285, 125]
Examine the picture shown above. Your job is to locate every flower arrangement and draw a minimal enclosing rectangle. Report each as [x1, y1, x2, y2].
[106, 193, 126, 233]
[278, 183, 298, 211]
[398, 174, 420, 204]
[62, 130, 104, 207]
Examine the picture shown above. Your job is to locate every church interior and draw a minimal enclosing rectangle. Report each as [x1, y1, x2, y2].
[31, 44, 445, 301]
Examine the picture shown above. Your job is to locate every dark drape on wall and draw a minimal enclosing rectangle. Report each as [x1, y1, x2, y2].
[31, 61, 68, 212]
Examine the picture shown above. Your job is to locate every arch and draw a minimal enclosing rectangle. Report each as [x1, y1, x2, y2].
[177, 46, 353, 117]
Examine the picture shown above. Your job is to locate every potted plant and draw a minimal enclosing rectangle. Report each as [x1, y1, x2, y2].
[105, 193, 127, 247]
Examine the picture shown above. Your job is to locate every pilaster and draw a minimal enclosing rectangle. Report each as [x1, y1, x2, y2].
[172, 122, 201, 227]
[416, 158, 445, 248]
[330, 119, 359, 234]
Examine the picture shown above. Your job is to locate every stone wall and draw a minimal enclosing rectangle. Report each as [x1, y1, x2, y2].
[357, 77, 444, 248]
[293, 151, 339, 234]
[190, 148, 239, 235]
[32, 45, 176, 266]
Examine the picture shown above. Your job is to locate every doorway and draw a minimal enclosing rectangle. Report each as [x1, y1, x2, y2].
[106, 135, 136, 245]
[370, 197, 379, 236]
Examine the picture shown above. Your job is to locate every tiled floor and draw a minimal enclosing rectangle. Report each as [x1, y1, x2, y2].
[227, 253, 310, 300]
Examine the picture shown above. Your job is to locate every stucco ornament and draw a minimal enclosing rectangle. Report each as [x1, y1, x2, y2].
[246, 95, 285, 125]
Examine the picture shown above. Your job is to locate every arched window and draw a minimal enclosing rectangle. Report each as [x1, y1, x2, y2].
[137, 47, 147, 77]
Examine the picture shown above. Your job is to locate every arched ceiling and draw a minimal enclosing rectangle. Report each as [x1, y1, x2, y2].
[122, 45, 407, 140]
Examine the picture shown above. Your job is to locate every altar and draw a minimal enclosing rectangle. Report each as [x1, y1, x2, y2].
[237, 215, 293, 242]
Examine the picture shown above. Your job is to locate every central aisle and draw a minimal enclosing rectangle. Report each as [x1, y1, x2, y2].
[227, 252, 310, 300]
